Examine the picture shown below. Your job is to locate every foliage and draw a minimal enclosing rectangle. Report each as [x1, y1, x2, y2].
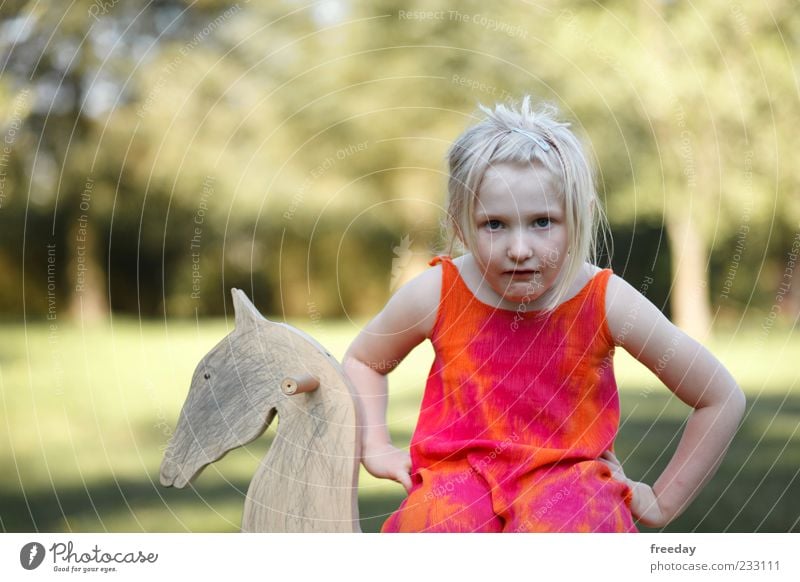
[0, 0, 797, 323]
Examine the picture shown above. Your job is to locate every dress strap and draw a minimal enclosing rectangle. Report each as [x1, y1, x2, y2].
[428, 255, 452, 267]
[593, 268, 613, 293]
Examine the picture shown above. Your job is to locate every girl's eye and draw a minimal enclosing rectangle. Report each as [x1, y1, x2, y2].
[534, 217, 551, 227]
[485, 220, 503, 230]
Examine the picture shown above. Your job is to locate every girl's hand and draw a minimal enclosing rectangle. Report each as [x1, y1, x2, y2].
[599, 450, 668, 528]
[362, 442, 413, 493]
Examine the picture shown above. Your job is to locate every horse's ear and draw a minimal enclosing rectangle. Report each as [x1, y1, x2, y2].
[232, 288, 263, 330]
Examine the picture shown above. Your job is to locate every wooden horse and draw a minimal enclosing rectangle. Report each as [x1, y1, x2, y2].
[159, 289, 362, 532]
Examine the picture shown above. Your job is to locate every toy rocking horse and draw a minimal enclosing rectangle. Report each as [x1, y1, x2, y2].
[159, 289, 362, 532]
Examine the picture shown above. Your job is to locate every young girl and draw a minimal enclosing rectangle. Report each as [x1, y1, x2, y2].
[342, 97, 745, 533]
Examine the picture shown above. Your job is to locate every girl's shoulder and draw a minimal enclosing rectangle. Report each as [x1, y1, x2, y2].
[604, 272, 676, 348]
[383, 258, 443, 339]
[604, 271, 645, 318]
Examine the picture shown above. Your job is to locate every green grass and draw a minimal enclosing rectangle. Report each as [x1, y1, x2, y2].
[1, 318, 798, 532]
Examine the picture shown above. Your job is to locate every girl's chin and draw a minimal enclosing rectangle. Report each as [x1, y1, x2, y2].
[500, 281, 542, 297]
[495, 287, 543, 304]
[502, 293, 540, 305]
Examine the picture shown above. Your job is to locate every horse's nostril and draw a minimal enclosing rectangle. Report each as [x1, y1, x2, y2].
[204, 373, 210, 380]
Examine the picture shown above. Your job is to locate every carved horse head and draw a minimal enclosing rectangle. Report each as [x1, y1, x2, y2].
[160, 289, 361, 532]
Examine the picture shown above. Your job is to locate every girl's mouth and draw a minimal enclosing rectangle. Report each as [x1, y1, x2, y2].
[504, 269, 538, 278]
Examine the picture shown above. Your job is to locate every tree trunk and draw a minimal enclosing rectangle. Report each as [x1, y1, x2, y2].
[67, 202, 107, 322]
[665, 204, 711, 340]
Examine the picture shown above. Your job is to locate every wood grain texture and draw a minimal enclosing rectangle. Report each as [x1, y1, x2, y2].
[159, 288, 362, 532]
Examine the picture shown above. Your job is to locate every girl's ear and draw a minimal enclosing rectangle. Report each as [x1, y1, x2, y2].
[455, 228, 466, 246]
[449, 218, 467, 249]
[456, 228, 472, 256]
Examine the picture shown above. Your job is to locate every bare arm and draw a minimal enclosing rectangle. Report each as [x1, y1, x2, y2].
[342, 266, 440, 490]
[604, 274, 746, 527]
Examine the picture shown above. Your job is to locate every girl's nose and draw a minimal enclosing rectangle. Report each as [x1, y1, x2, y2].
[507, 233, 534, 261]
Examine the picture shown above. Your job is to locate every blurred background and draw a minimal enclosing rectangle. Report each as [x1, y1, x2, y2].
[1, 0, 798, 532]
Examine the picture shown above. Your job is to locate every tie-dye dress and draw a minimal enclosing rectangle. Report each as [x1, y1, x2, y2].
[381, 256, 636, 533]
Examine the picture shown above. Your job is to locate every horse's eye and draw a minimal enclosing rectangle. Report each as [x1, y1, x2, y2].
[204, 373, 211, 380]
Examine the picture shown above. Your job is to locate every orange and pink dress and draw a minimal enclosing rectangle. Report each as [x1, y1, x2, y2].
[381, 256, 636, 533]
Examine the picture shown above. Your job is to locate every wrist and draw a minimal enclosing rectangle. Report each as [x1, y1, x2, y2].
[650, 484, 681, 525]
[632, 481, 671, 528]
[361, 433, 392, 455]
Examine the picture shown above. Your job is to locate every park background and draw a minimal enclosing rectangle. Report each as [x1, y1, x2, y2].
[1, 0, 798, 532]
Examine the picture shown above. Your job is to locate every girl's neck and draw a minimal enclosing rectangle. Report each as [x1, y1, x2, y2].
[453, 253, 599, 312]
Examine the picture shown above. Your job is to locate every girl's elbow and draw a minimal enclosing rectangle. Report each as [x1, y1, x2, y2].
[713, 368, 746, 416]
[714, 381, 746, 422]
[700, 381, 745, 420]
[344, 338, 371, 367]
[342, 350, 364, 374]
[730, 384, 747, 419]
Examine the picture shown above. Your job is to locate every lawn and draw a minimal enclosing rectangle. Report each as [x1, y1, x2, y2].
[1, 317, 798, 532]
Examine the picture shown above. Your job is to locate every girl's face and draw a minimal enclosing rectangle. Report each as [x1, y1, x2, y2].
[471, 162, 568, 307]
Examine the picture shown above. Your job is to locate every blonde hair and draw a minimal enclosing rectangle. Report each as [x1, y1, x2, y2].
[445, 96, 610, 312]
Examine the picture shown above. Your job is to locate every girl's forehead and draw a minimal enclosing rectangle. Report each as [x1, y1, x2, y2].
[476, 163, 564, 209]
[482, 161, 557, 184]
